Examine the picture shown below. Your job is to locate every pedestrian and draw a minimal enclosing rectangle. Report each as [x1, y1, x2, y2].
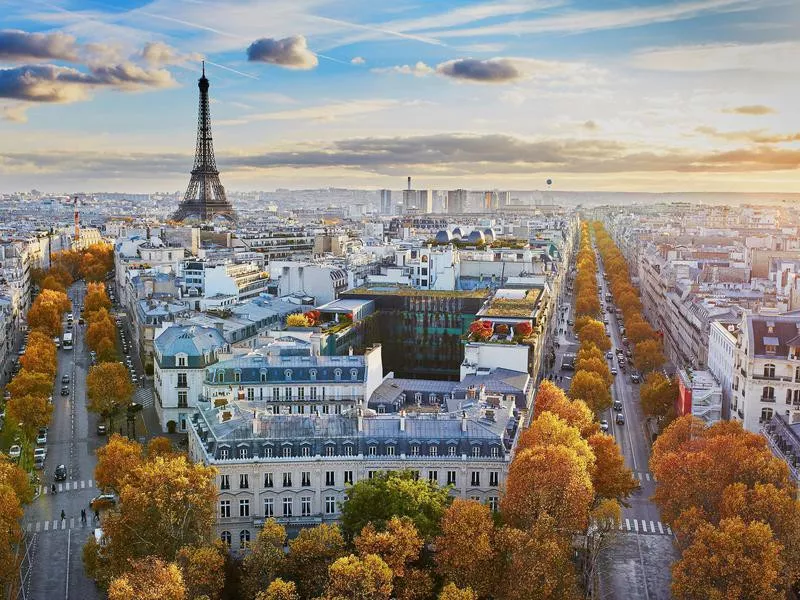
[51, 484, 56, 495]
[94, 510, 100, 523]
[60, 509, 66, 521]
[81, 509, 86, 524]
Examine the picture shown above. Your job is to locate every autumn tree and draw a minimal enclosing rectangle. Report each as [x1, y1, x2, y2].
[634, 339, 665, 374]
[322, 554, 393, 600]
[517, 412, 595, 471]
[574, 355, 612, 387]
[7, 369, 53, 399]
[26, 301, 61, 337]
[85, 282, 112, 313]
[575, 319, 610, 352]
[20, 332, 57, 377]
[241, 519, 287, 600]
[439, 584, 478, 600]
[569, 369, 612, 415]
[435, 499, 496, 598]
[339, 470, 451, 540]
[108, 557, 187, 600]
[40, 275, 67, 294]
[0, 456, 33, 504]
[256, 579, 300, 600]
[624, 317, 656, 345]
[86, 312, 116, 352]
[640, 372, 678, 419]
[532, 381, 598, 438]
[501, 444, 594, 534]
[671, 518, 783, 600]
[282, 524, 347, 600]
[175, 543, 227, 600]
[286, 314, 310, 328]
[87, 362, 134, 429]
[94, 434, 143, 493]
[6, 394, 52, 441]
[0, 456, 28, 589]
[587, 433, 638, 503]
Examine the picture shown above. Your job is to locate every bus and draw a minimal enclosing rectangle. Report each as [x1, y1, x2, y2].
[62, 331, 73, 351]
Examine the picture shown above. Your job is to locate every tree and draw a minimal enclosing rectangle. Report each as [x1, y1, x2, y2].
[322, 554, 393, 600]
[20, 335, 57, 378]
[108, 557, 186, 600]
[634, 339, 665, 374]
[282, 524, 347, 599]
[640, 372, 678, 419]
[6, 394, 52, 441]
[87, 362, 134, 429]
[438, 584, 478, 600]
[497, 520, 580, 600]
[40, 275, 67, 294]
[95, 336, 118, 363]
[256, 579, 300, 600]
[574, 355, 612, 387]
[569, 370, 611, 415]
[86, 316, 116, 352]
[175, 543, 227, 600]
[147, 437, 176, 459]
[532, 381, 598, 438]
[435, 499, 496, 598]
[286, 314, 310, 327]
[26, 301, 61, 338]
[576, 343, 604, 364]
[625, 318, 656, 345]
[671, 518, 783, 600]
[517, 412, 595, 471]
[355, 517, 421, 578]
[501, 445, 594, 534]
[241, 519, 286, 600]
[85, 282, 112, 313]
[587, 433, 638, 503]
[0, 455, 33, 504]
[94, 434, 143, 493]
[575, 319, 610, 352]
[0, 485, 24, 590]
[7, 369, 53, 400]
[93, 455, 217, 579]
[339, 470, 451, 540]
[582, 499, 622, 591]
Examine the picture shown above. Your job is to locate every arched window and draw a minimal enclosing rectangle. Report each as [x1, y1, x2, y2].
[217, 372, 224, 383]
[234, 371, 241, 383]
[763, 386, 775, 400]
[764, 364, 776, 378]
[350, 369, 358, 381]
[220, 531, 231, 547]
[334, 369, 342, 381]
[260, 370, 267, 383]
[310, 369, 317, 381]
[239, 529, 250, 549]
[285, 369, 292, 381]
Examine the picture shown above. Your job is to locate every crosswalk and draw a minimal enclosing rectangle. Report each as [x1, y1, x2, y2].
[620, 518, 673, 536]
[41, 480, 94, 494]
[24, 518, 97, 533]
[632, 471, 655, 482]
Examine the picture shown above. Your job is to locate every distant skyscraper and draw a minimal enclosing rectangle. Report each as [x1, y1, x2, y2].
[172, 63, 236, 223]
[380, 189, 392, 215]
[447, 189, 467, 214]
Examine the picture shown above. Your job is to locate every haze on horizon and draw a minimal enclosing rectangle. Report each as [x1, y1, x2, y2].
[0, 0, 799, 194]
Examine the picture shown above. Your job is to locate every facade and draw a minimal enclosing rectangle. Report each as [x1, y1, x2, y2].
[676, 369, 723, 424]
[270, 261, 349, 305]
[204, 262, 271, 302]
[707, 320, 739, 419]
[762, 411, 800, 486]
[380, 190, 392, 216]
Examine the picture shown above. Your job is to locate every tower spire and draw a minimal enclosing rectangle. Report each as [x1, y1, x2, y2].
[171, 64, 236, 223]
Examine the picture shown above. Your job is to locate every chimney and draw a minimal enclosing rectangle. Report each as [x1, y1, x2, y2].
[349, 345, 354, 357]
[407, 176, 412, 191]
[357, 408, 364, 432]
[252, 412, 259, 435]
[400, 410, 406, 432]
[461, 410, 467, 432]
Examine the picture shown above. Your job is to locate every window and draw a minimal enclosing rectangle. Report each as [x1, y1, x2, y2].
[386, 445, 395, 456]
[488, 496, 499, 512]
[273, 388, 280, 401]
[260, 371, 267, 383]
[344, 445, 354, 457]
[240, 529, 251, 549]
[325, 496, 336, 515]
[322, 404, 329, 414]
[285, 369, 292, 381]
[325, 471, 336, 486]
[301, 496, 311, 516]
[283, 446, 292, 458]
[368, 445, 377, 456]
[796, 366, 800, 382]
[490, 471, 499, 487]
[298, 387, 305, 400]
[264, 498, 274, 517]
[763, 386, 775, 401]
[310, 369, 317, 381]
[411, 445, 419, 456]
[310, 387, 317, 399]
[282, 497, 293, 517]
[220, 531, 231, 547]
[264, 447, 274, 458]
[447, 470, 456, 486]
[411, 470, 420, 480]
[234, 371, 241, 383]
[302, 472, 311, 487]
[448, 445, 457, 456]
[490, 446, 499, 458]
[239, 499, 250, 517]
[177, 372, 187, 388]
[794, 390, 800, 406]
[285, 388, 293, 400]
[301, 446, 311, 457]
[283, 473, 292, 487]
[368, 471, 376, 479]
[764, 364, 776, 378]
[247, 388, 254, 401]
[351, 369, 358, 381]
[220, 500, 230, 518]
[472, 446, 482, 457]
[239, 474, 249, 489]
[428, 470, 438, 483]
[344, 471, 354, 485]
[429, 445, 438, 456]
[471, 471, 480, 486]
[239, 448, 248, 459]
[761, 407, 774, 423]
[177, 391, 188, 408]
[220, 475, 229, 490]
[177, 356, 186, 367]
[217, 372, 224, 383]
[334, 368, 342, 381]
[325, 445, 335, 457]
[220, 448, 229, 460]
[264, 473, 273, 488]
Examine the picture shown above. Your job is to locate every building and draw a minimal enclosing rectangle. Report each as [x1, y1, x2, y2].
[676, 369, 723, 424]
[707, 320, 739, 419]
[270, 261, 348, 305]
[733, 313, 800, 432]
[153, 325, 229, 431]
[204, 262, 271, 302]
[447, 190, 468, 215]
[380, 190, 392, 216]
[762, 411, 800, 486]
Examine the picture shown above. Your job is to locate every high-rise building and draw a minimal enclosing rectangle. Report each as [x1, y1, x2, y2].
[379, 189, 392, 215]
[447, 189, 468, 214]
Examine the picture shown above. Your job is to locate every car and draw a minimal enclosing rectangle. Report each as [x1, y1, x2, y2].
[619, 363, 626, 373]
[616, 413, 625, 425]
[610, 368, 618, 375]
[97, 424, 107, 435]
[78, 317, 85, 325]
[567, 320, 574, 326]
[61, 374, 70, 384]
[599, 420, 609, 433]
[54, 464, 67, 481]
[90, 493, 117, 511]
[630, 372, 641, 384]
[8, 444, 21, 459]
[613, 399, 623, 411]
[36, 431, 47, 445]
[606, 351, 613, 359]
[33, 447, 46, 461]
[61, 386, 70, 396]
[603, 318, 609, 324]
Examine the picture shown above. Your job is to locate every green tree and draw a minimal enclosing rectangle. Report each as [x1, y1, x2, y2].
[241, 519, 287, 600]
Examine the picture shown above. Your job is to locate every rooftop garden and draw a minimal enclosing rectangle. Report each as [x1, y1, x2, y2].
[482, 289, 541, 317]
[465, 320, 536, 345]
[285, 310, 353, 334]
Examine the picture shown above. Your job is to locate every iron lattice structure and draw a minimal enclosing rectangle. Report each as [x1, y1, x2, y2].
[172, 64, 236, 223]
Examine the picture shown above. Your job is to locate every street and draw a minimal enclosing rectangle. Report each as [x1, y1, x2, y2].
[21, 282, 102, 600]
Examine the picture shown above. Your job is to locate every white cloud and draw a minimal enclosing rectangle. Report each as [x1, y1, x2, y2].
[351, 56, 365, 65]
[372, 62, 435, 77]
[217, 99, 399, 126]
[631, 41, 800, 73]
[246, 35, 318, 70]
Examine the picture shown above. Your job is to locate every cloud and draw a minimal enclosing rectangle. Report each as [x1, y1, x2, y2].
[217, 99, 399, 126]
[695, 126, 800, 144]
[0, 29, 80, 62]
[140, 41, 200, 66]
[372, 62, 434, 77]
[583, 120, 599, 130]
[723, 104, 775, 115]
[1, 103, 29, 123]
[631, 41, 800, 73]
[436, 58, 521, 83]
[0, 63, 176, 104]
[246, 35, 318, 70]
[350, 56, 365, 65]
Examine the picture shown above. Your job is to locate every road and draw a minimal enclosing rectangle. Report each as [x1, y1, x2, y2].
[554, 257, 676, 599]
[22, 282, 102, 600]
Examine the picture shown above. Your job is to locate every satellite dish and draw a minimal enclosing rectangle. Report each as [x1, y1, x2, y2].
[546, 179, 552, 186]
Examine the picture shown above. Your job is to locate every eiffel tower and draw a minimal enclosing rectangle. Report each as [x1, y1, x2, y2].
[172, 62, 236, 223]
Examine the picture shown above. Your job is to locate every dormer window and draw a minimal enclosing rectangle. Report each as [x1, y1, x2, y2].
[260, 370, 267, 383]
[217, 372, 224, 383]
[350, 369, 358, 381]
[285, 369, 292, 381]
[766, 345, 777, 355]
[334, 368, 342, 381]
[234, 371, 241, 383]
[310, 369, 317, 381]
[177, 354, 187, 367]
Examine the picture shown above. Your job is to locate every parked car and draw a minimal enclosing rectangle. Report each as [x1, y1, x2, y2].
[599, 420, 610, 433]
[610, 368, 618, 376]
[36, 431, 47, 445]
[97, 424, 107, 435]
[606, 351, 613, 359]
[630, 372, 641, 384]
[8, 444, 21, 459]
[33, 447, 46, 461]
[54, 464, 67, 481]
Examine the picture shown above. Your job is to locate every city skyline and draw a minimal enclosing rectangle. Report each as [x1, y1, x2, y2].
[1, 0, 799, 193]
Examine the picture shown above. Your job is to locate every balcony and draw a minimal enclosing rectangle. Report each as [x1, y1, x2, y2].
[760, 396, 776, 403]
[752, 374, 792, 382]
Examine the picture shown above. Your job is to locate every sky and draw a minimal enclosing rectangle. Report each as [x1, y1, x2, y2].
[1, 0, 799, 194]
